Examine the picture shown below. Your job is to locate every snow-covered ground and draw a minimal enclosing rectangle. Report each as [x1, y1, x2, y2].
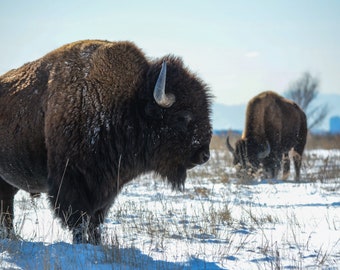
[1, 149, 339, 269]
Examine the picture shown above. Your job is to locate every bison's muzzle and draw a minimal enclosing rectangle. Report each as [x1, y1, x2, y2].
[190, 145, 210, 167]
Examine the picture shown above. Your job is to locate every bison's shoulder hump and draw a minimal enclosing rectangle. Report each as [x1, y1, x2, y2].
[44, 40, 148, 67]
[93, 41, 147, 66]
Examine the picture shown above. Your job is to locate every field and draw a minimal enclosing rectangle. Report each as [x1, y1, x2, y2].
[0, 135, 339, 269]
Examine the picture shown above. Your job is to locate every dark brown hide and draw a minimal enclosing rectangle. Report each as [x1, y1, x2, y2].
[0, 40, 212, 244]
[227, 91, 307, 180]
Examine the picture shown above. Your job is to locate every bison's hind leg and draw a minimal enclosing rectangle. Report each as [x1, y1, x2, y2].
[292, 151, 302, 181]
[294, 127, 307, 181]
[0, 178, 19, 239]
[282, 152, 290, 180]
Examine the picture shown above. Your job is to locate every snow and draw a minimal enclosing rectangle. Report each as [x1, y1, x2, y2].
[0, 149, 339, 269]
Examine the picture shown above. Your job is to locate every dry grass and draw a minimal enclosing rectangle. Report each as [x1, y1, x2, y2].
[1, 133, 339, 269]
[306, 133, 340, 150]
[210, 133, 340, 183]
[211, 132, 340, 151]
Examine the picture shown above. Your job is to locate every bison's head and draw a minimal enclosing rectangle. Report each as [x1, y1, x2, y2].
[226, 137, 270, 178]
[142, 57, 212, 190]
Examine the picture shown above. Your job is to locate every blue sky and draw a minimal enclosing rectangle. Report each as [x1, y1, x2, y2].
[1, 0, 339, 105]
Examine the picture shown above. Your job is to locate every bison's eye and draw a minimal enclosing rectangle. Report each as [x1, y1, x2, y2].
[175, 111, 193, 132]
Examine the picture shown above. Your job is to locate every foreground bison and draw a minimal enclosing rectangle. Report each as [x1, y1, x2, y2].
[226, 91, 307, 180]
[0, 40, 212, 244]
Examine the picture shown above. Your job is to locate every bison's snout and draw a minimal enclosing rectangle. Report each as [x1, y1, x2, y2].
[190, 145, 210, 166]
[199, 150, 210, 164]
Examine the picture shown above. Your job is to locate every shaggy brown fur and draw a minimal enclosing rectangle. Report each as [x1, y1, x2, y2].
[227, 91, 307, 180]
[0, 40, 212, 244]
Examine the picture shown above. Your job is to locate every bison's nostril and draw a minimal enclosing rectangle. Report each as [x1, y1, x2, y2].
[196, 150, 210, 165]
[201, 151, 210, 163]
[190, 147, 210, 166]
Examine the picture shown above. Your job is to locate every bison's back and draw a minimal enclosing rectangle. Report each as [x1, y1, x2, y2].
[245, 91, 307, 151]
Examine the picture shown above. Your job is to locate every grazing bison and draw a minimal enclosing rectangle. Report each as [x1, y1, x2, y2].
[0, 40, 212, 244]
[226, 91, 307, 180]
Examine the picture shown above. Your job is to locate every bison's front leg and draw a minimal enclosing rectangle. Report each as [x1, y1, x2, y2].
[71, 213, 102, 245]
[0, 178, 18, 238]
[48, 172, 104, 245]
[262, 154, 281, 179]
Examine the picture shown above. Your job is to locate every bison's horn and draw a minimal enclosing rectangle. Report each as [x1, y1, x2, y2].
[257, 140, 271, 159]
[226, 136, 235, 154]
[153, 61, 176, 108]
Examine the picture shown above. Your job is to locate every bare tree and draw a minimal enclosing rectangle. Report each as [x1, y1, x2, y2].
[285, 72, 329, 130]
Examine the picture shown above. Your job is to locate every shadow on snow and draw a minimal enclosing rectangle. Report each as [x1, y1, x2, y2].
[0, 240, 222, 270]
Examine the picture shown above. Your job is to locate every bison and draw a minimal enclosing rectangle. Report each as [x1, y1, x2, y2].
[0, 40, 212, 244]
[226, 91, 307, 180]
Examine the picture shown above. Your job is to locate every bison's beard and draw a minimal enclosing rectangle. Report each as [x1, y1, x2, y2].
[166, 165, 187, 191]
